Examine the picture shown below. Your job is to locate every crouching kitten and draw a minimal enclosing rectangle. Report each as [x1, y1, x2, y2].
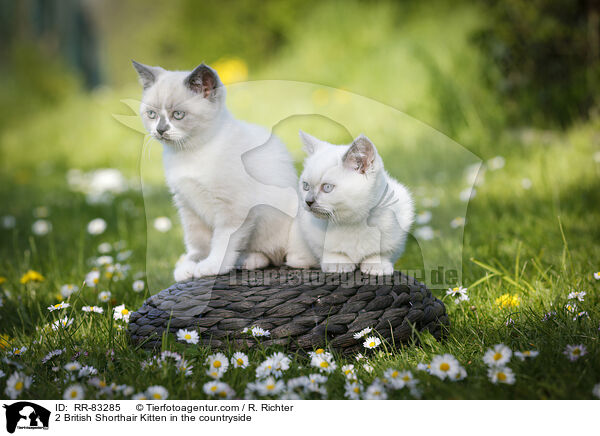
[286, 131, 415, 276]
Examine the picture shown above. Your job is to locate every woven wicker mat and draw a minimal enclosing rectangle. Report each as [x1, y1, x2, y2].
[128, 268, 449, 353]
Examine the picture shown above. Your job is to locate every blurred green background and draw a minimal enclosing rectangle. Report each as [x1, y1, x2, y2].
[1, 0, 599, 291]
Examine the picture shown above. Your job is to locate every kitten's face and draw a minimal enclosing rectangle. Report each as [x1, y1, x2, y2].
[132, 62, 225, 148]
[299, 132, 382, 222]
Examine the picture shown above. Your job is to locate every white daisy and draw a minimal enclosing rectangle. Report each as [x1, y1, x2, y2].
[564, 344, 587, 361]
[414, 226, 435, 240]
[1, 215, 16, 229]
[344, 381, 362, 400]
[415, 210, 432, 224]
[453, 366, 467, 381]
[363, 336, 381, 349]
[98, 290, 111, 302]
[250, 326, 270, 337]
[446, 286, 469, 303]
[85, 271, 101, 287]
[483, 344, 512, 367]
[231, 352, 249, 369]
[311, 353, 337, 373]
[132, 393, 148, 400]
[514, 350, 539, 360]
[52, 317, 73, 330]
[573, 311, 589, 321]
[450, 217, 465, 228]
[206, 353, 229, 378]
[176, 359, 193, 377]
[95, 255, 113, 267]
[254, 377, 285, 396]
[117, 250, 132, 261]
[63, 384, 85, 400]
[459, 188, 476, 202]
[81, 306, 104, 313]
[341, 364, 357, 380]
[593, 272, 600, 280]
[32, 219, 52, 236]
[78, 366, 98, 377]
[146, 385, 168, 400]
[98, 242, 112, 253]
[153, 217, 172, 232]
[362, 363, 374, 373]
[113, 304, 130, 322]
[416, 362, 431, 373]
[10, 346, 27, 356]
[567, 291, 586, 302]
[430, 354, 461, 380]
[487, 156, 505, 170]
[564, 302, 578, 313]
[203, 381, 234, 399]
[176, 329, 199, 344]
[60, 284, 79, 298]
[87, 218, 107, 235]
[384, 369, 416, 389]
[353, 327, 373, 339]
[364, 379, 387, 400]
[47, 301, 70, 312]
[132, 280, 145, 293]
[488, 366, 515, 384]
[4, 371, 32, 399]
[64, 362, 82, 372]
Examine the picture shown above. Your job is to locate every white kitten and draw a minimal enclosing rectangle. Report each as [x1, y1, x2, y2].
[287, 131, 415, 276]
[133, 61, 301, 280]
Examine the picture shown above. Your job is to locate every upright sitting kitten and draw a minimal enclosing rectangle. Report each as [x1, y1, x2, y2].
[287, 131, 415, 275]
[133, 61, 301, 280]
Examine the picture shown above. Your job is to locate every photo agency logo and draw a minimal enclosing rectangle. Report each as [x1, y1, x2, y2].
[2, 402, 50, 433]
[114, 75, 481, 292]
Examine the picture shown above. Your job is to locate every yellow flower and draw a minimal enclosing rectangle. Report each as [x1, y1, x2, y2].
[212, 57, 248, 84]
[0, 334, 11, 350]
[495, 293, 520, 309]
[20, 270, 44, 284]
[0, 277, 6, 285]
[311, 88, 330, 106]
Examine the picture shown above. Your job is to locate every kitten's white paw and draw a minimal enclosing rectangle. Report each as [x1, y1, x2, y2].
[193, 258, 230, 277]
[174, 259, 197, 282]
[321, 262, 356, 273]
[360, 261, 394, 276]
[285, 253, 315, 269]
[242, 252, 270, 270]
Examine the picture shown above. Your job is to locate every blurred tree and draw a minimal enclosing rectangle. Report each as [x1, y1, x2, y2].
[0, 0, 101, 88]
[473, 0, 600, 127]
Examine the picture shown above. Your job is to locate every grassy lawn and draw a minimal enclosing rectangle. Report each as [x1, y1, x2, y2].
[0, 1, 599, 400]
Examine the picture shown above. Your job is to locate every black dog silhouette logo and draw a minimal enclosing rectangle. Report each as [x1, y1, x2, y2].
[3, 402, 50, 433]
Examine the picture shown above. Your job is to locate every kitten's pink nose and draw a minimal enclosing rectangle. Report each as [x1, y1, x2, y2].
[156, 126, 169, 136]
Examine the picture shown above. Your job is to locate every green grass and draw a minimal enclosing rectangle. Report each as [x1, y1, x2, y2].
[0, 1, 599, 400]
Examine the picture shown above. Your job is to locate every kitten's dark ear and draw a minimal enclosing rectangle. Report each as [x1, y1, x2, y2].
[299, 130, 324, 155]
[131, 60, 163, 90]
[343, 134, 377, 174]
[185, 64, 221, 99]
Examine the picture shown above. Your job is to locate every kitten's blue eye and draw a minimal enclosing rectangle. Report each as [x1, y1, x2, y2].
[321, 183, 334, 193]
[173, 111, 185, 120]
[302, 181, 310, 191]
[147, 110, 157, 119]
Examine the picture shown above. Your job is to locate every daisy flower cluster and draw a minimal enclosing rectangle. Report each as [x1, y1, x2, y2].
[141, 351, 193, 377]
[483, 344, 515, 384]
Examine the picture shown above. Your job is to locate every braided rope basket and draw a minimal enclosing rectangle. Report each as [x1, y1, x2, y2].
[128, 268, 449, 353]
